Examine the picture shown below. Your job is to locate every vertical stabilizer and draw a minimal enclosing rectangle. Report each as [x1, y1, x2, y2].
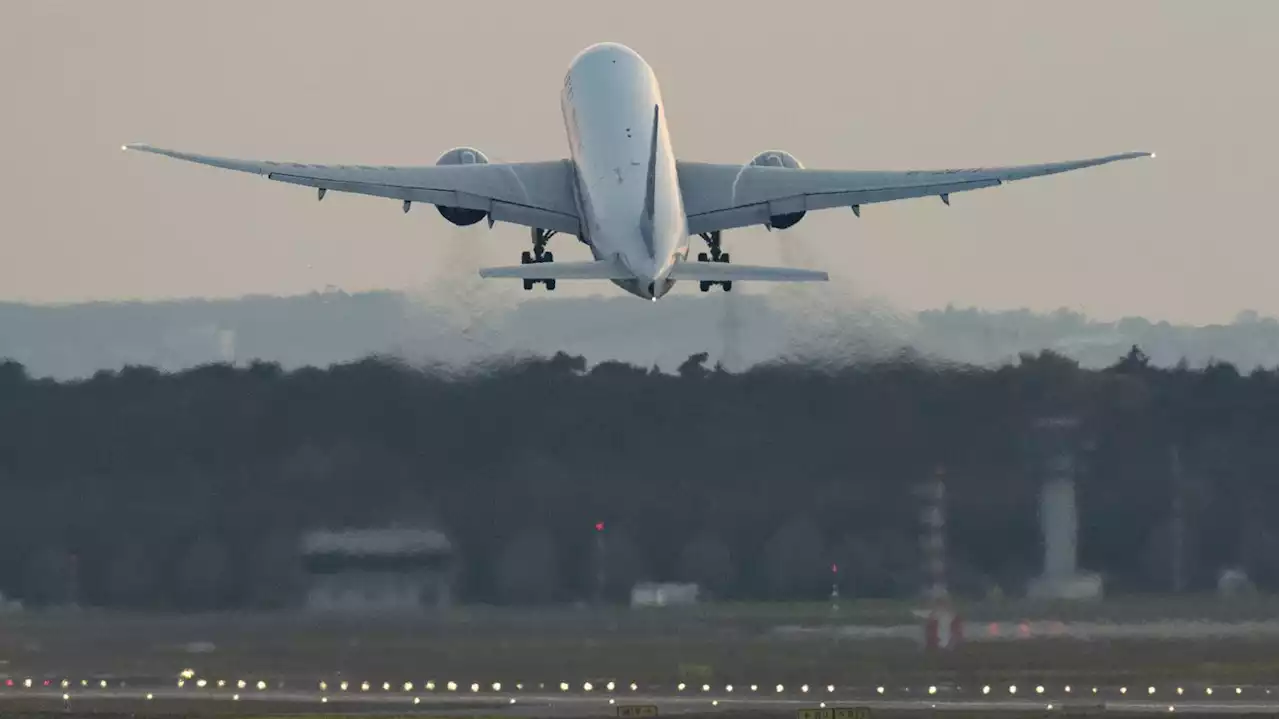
[642, 104, 660, 222]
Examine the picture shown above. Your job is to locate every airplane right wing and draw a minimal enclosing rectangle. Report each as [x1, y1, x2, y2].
[677, 151, 1153, 235]
[123, 144, 582, 235]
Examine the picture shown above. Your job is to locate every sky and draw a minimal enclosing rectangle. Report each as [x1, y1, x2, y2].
[1, 0, 1275, 324]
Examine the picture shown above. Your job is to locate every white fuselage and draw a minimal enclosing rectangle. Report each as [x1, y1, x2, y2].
[561, 43, 689, 300]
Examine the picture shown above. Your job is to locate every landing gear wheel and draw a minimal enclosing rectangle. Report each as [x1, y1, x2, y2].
[521, 229, 561, 291]
[525, 227, 557, 269]
[697, 232, 734, 292]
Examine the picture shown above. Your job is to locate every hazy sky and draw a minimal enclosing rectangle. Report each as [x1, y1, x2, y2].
[1, 1, 1275, 323]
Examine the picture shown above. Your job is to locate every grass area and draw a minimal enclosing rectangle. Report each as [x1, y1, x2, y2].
[625, 595, 1280, 624]
[0, 603, 1274, 689]
[3, 594, 1274, 631]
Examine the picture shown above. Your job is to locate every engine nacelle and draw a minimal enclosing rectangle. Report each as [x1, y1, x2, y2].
[749, 150, 806, 229]
[434, 147, 490, 226]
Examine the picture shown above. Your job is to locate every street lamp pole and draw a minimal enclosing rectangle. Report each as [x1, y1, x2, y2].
[593, 522, 605, 605]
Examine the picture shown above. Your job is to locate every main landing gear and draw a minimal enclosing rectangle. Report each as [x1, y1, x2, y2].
[521, 228, 557, 291]
[696, 231, 732, 292]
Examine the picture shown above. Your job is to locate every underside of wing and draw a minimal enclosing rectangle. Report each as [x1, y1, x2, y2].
[123, 144, 581, 235]
[678, 151, 1153, 235]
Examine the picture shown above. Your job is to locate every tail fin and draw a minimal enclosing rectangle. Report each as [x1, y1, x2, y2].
[643, 104, 660, 222]
[667, 262, 828, 283]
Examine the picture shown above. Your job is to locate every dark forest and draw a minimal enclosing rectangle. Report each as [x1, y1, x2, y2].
[0, 346, 1274, 610]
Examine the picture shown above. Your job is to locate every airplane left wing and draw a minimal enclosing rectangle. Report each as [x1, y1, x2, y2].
[678, 151, 1153, 235]
[123, 144, 582, 235]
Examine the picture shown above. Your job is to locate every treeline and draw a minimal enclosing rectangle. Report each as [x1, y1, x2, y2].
[0, 347, 1274, 610]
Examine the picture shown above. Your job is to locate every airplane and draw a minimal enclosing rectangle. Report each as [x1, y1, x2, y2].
[123, 42, 1152, 302]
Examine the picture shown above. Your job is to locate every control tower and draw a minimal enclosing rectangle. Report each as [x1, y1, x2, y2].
[1027, 416, 1103, 600]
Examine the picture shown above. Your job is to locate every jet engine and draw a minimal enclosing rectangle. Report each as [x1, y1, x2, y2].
[434, 147, 490, 226]
[749, 150, 806, 229]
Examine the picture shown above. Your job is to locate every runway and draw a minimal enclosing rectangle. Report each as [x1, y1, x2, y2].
[2, 677, 1276, 716]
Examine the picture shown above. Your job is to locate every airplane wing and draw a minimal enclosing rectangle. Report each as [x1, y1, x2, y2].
[122, 144, 581, 235]
[677, 151, 1153, 235]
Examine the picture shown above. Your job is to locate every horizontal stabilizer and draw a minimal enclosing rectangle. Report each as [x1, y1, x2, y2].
[667, 262, 829, 282]
[479, 259, 632, 280]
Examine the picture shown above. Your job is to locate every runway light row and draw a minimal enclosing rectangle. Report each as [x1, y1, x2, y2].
[12, 677, 1264, 701]
[6, 687, 1259, 713]
[971, 683, 1216, 697]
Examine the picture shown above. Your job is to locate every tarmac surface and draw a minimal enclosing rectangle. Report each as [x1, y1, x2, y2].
[2, 611, 1275, 716]
[2, 677, 1276, 716]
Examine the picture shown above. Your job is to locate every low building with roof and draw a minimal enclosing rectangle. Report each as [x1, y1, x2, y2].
[299, 526, 455, 613]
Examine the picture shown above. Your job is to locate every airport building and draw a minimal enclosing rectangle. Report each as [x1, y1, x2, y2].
[630, 582, 699, 607]
[299, 526, 455, 613]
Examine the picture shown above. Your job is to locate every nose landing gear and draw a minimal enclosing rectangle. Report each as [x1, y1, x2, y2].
[522, 228, 558, 291]
[696, 231, 732, 292]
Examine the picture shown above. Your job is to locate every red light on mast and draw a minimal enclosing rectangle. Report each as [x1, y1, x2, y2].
[594, 522, 605, 532]
[831, 563, 839, 574]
